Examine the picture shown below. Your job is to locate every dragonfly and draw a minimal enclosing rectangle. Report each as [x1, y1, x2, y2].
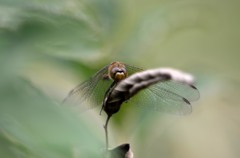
[63, 61, 143, 111]
[63, 61, 200, 149]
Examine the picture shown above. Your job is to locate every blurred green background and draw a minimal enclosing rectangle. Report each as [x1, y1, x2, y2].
[0, 0, 240, 158]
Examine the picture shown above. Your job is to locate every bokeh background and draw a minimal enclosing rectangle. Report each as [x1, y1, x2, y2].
[0, 0, 240, 158]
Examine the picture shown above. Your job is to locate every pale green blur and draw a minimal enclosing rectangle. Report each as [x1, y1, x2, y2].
[0, 0, 239, 158]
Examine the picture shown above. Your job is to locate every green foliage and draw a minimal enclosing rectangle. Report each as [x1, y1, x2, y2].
[0, 0, 240, 157]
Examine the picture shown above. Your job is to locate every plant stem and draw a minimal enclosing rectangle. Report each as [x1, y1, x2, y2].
[104, 115, 111, 150]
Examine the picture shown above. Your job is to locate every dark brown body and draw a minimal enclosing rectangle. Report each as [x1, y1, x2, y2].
[100, 62, 129, 117]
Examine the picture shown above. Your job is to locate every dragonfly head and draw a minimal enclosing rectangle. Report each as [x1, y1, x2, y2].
[108, 61, 128, 82]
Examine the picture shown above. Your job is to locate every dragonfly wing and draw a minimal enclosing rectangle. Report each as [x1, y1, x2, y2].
[63, 65, 112, 109]
[152, 80, 200, 102]
[129, 87, 191, 115]
[63, 63, 143, 110]
[125, 64, 143, 74]
[128, 80, 199, 115]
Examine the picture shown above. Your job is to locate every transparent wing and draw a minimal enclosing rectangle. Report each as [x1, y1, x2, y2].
[125, 63, 143, 74]
[152, 80, 200, 102]
[129, 80, 199, 115]
[63, 65, 111, 109]
[63, 63, 143, 110]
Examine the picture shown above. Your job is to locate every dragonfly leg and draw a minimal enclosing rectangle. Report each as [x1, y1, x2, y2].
[100, 103, 104, 115]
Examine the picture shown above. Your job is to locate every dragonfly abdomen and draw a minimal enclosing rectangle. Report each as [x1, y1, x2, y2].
[102, 70, 172, 116]
[114, 70, 172, 99]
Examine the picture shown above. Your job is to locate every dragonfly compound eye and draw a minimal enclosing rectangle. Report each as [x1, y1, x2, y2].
[108, 62, 128, 82]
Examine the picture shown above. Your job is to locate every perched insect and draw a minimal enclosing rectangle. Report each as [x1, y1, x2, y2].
[104, 67, 199, 116]
[63, 61, 200, 149]
[63, 61, 142, 111]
